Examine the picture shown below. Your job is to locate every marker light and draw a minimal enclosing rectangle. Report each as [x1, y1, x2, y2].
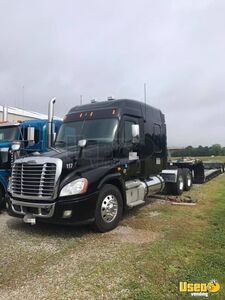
[60, 178, 88, 197]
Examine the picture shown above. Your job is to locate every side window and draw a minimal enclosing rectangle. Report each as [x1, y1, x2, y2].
[153, 123, 162, 153]
[124, 121, 135, 143]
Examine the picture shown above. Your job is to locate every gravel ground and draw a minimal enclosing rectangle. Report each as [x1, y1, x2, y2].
[0, 202, 163, 300]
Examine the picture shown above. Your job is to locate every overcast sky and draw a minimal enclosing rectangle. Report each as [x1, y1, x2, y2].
[0, 0, 224, 146]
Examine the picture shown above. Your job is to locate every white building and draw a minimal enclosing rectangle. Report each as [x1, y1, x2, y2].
[0, 105, 54, 122]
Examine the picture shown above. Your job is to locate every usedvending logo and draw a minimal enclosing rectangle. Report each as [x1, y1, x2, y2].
[179, 280, 221, 297]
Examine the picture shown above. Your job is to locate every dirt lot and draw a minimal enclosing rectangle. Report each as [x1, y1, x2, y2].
[0, 200, 165, 300]
[0, 174, 225, 300]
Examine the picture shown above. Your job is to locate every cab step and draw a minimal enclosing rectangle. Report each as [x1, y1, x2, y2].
[127, 200, 145, 208]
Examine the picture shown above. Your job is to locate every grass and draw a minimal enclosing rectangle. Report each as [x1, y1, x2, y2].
[196, 155, 225, 162]
[121, 178, 225, 300]
[0, 169, 225, 299]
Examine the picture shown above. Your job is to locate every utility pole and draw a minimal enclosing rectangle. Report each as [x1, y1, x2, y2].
[80, 95, 83, 105]
[144, 83, 147, 104]
[22, 85, 25, 108]
[144, 83, 147, 120]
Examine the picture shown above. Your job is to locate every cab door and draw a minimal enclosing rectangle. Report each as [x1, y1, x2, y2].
[119, 116, 141, 179]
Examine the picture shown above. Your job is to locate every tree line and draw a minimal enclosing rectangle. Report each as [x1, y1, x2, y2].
[171, 144, 225, 157]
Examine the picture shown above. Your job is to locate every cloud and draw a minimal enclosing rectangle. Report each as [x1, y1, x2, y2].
[0, 0, 224, 146]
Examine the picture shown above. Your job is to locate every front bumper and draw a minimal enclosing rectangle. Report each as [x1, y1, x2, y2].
[7, 192, 99, 225]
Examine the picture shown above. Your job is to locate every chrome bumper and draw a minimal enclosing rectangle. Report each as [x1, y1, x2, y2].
[10, 198, 55, 218]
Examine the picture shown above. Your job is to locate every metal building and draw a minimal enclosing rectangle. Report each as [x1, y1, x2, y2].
[0, 105, 49, 122]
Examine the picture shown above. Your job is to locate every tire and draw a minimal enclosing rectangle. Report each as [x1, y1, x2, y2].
[93, 184, 123, 232]
[163, 182, 173, 195]
[0, 188, 5, 210]
[182, 168, 192, 191]
[171, 169, 184, 195]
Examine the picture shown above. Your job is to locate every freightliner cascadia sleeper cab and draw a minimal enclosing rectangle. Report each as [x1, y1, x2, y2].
[7, 99, 193, 232]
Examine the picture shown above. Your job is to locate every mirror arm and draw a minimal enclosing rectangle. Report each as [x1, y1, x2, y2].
[76, 139, 87, 167]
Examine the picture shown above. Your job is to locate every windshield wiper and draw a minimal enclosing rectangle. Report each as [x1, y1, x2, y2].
[49, 146, 62, 153]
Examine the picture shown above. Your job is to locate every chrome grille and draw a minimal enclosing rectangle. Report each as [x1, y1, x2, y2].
[11, 162, 57, 199]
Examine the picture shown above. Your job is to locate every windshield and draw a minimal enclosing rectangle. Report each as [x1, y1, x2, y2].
[0, 126, 18, 142]
[55, 118, 118, 147]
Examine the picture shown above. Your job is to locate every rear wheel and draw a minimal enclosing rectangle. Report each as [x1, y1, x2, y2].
[182, 168, 192, 191]
[93, 184, 123, 232]
[171, 169, 184, 195]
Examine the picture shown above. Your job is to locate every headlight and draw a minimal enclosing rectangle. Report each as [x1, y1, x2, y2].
[59, 178, 88, 197]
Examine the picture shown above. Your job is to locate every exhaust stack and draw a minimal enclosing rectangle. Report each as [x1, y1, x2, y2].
[3, 106, 8, 122]
[47, 98, 56, 148]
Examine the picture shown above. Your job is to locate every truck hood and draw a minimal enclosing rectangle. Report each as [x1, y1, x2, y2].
[29, 147, 78, 167]
[29, 144, 114, 170]
[0, 142, 12, 149]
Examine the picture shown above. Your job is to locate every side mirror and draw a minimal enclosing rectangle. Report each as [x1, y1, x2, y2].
[131, 124, 140, 144]
[11, 142, 21, 152]
[78, 139, 87, 148]
[27, 127, 35, 144]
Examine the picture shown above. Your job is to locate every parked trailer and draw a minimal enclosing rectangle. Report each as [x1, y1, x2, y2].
[170, 159, 224, 184]
[6, 98, 224, 231]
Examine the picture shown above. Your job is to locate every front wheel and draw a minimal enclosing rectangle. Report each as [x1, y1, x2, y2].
[93, 184, 123, 232]
[0, 189, 5, 210]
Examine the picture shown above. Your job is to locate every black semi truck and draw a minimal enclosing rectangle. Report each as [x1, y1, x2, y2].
[6, 99, 224, 232]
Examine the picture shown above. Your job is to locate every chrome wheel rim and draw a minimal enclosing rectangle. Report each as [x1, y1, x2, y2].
[187, 174, 192, 186]
[179, 176, 184, 190]
[101, 194, 118, 223]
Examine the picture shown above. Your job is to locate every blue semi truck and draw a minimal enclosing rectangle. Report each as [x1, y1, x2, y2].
[0, 99, 62, 209]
